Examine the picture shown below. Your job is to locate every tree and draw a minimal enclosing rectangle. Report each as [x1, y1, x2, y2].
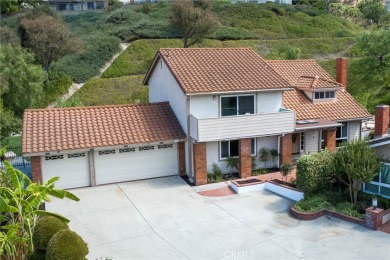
[356, 29, 390, 70]
[0, 44, 45, 116]
[331, 139, 381, 204]
[0, 27, 20, 46]
[20, 15, 83, 76]
[171, 0, 218, 48]
[0, 110, 22, 147]
[358, 0, 386, 25]
[0, 0, 42, 14]
[0, 150, 80, 259]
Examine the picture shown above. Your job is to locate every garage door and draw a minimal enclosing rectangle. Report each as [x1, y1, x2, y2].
[41, 152, 90, 189]
[95, 143, 178, 185]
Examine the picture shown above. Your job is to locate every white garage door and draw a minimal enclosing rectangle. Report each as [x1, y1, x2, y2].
[41, 152, 90, 189]
[95, 143, 178, 185]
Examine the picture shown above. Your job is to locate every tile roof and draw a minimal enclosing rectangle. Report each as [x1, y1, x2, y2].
[144, 48, 292, 94]
[294, 76, 343, 90]
[266, 60, 372, 121]
[22, 102, 186, 154]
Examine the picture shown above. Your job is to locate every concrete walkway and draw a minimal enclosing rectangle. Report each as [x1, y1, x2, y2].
[46, 176, 390, 260]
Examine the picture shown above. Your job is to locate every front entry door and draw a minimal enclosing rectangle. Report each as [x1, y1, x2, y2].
[292, 133, 300, 154]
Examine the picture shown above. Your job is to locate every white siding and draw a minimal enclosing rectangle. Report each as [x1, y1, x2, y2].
[374, 144, 390, 160]
[148, 59, 187, 132]
[190, 110, 295, 142]
[257, 91, 283, 113]
[190, 95, 219, 118]
[348, 121, 361, 141]
[304, 130, 319, 154]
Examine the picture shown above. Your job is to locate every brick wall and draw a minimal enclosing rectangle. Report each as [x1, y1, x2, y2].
[31, 156, 42, 183]
[178, 142, 186, 176]
[375, 105, 389, 137]
[280, 134, 292, 165]
[336, 57, 348, 88]
[324, 129, 336, 152]
[239, 138, 252, 178]
[193, 143, 207, 185]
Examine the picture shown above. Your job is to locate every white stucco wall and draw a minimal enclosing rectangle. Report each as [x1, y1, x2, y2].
[257, 91, 283, 113]
[190, 95, 219, 118]
[205, 136, 279, 174]
[255, 136, 279, 168]
[148, 59, 187, 132]
[348, 121, 361, 141]
[189, 91, 284, 120]
[304, 130, 319, 154]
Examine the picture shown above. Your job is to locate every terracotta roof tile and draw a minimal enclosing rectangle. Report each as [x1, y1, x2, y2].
[145, 48, 292, 94]
[22, 102, 186, 154]
[266, 60, 372, 121]
[294, 76, 343, 90]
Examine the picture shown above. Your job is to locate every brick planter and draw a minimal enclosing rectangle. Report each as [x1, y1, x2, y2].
[290, 205, 365, 226]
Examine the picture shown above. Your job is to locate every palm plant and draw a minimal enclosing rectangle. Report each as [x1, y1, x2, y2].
[0, 156, 79, 259]
[269, 149, 279, 169]
[258, 147, 270, 168]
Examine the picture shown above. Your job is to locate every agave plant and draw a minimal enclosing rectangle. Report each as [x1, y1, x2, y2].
[0, 155, 79, 259]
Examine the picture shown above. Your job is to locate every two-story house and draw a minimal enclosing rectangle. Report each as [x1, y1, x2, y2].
[143, 48, 371, 184]
[22, 48, 371, 189]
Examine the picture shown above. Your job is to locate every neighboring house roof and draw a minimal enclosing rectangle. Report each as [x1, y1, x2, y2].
[144, 48, 292, 94]
[266, 60, 372, 121]
[22, 102, 186, 154]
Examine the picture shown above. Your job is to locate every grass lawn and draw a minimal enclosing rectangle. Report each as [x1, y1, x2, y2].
[73, 75, 148, 106]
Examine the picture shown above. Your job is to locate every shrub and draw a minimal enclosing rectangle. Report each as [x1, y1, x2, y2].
[296, 150, 334, 196]
[252, 168, 267, 176]
[73, 75, 148, 106]
[46, 230, 88, 260]
[226, 157, 239, 173]
[280, 163, 294, 181]
[33, 216, 69, 251]
[295, 194, 334, 212]
[335, 202, 365, 219]
[43, 71, 73, 105]
[54, 34, 121, 82]
[207, 163, 224, 183]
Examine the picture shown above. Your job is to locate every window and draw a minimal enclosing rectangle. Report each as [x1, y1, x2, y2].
[45, 155, 64, 160]
[67, 153, 86, 158]
[139, 145, 154, 151]
[221, 95, 255, 116]
[300, 132, 305, 152]
[87, 2, 94, 9]
[158, 144, 173, 149]
[119, 148, 135, 153]
[98, 150, 115, 155]
[314, 91, 335, 100]
[220, 139, 256, 159]
[336, 122, 348, 145]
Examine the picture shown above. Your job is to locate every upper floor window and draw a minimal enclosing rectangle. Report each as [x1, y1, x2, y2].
[221, 95, 255, 116]
[314, 91, 335, 100]
[336, 122, 348, 144]
[220, 139, 256, 159]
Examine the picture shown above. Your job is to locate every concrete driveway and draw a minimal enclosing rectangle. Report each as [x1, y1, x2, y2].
[46, 176, 390, 260]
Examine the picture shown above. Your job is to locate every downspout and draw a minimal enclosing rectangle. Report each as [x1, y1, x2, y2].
[186, 95, 194, 182]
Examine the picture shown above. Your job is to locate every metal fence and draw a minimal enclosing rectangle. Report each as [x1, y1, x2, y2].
[1, 146, 32, 180]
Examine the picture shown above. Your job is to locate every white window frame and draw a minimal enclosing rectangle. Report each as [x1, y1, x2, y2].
[219, 139, 256, 160]
[300, 132, 305, 153]
[336, 122, 348, 144]
[220, 94, 256, 117]
[314, 91, 335, 100]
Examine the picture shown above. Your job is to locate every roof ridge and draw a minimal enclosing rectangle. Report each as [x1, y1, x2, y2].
[159, 48, 252, 50]
[24, 102, 169, 112]
[265, 59, 316, 63]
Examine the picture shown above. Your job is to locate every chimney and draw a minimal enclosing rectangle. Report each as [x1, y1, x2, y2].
[375, 105, 389, 137]
[336, 57, 348, 89]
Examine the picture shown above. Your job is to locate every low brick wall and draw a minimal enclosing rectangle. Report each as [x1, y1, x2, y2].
[290, 205, 365, 226]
